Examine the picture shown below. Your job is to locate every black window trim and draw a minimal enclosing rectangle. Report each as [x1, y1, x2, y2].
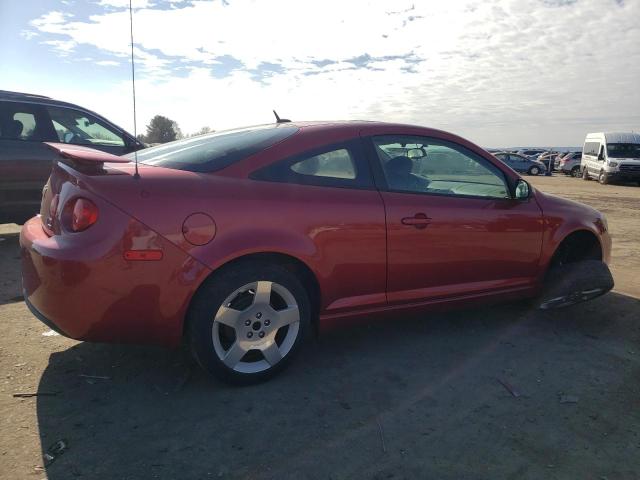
[363, 134, 516, 202]
[250, 138, 375, 190]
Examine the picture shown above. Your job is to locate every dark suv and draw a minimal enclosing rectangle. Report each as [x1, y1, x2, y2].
[0, 90, 144, 223]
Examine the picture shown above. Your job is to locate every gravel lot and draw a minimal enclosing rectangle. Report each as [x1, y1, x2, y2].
[0, 174, 638, 480]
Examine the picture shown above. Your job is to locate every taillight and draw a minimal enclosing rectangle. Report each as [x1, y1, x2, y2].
[64, 198, 99, 232]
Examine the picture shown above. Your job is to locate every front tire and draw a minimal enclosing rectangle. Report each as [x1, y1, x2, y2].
[598, 170, 609, 185]
[582, 167, 590, 180]
[187, 261, 311, 385]
[528, 166, 540, 176]
[538, 260, 614, 310]
[571, 166, 581, 178]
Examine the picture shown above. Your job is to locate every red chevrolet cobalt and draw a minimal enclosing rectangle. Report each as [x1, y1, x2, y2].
[20, 121, 613, 383]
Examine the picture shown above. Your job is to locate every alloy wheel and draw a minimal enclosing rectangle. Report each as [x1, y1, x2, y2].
[211, 281, 300, 374]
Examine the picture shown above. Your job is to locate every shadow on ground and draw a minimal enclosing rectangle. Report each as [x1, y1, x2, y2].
[36, 292, 640, 479]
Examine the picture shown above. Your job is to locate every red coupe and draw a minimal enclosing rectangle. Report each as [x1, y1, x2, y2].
[20, 121, 613, 383]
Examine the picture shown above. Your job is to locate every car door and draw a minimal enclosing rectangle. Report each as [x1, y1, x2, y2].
[0, 101, 58, 221]
[44, 105, 133, 155]
[367, 134, 544, 304]
[584, 141, 601, 176]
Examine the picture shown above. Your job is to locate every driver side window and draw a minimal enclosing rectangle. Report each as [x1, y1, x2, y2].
[46, 106, 125, 147]
[373, 135, 509, 199]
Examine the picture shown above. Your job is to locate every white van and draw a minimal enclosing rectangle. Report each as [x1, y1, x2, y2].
[581, 132, 640, 184]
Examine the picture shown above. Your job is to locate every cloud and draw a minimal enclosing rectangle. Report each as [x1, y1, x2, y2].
[21, 0, 640, 145]
[97, 0, 154, 8]
[95, 60, 121, 66]
[40, 39, 77, 56]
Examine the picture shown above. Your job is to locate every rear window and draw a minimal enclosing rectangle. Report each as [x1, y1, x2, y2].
[130, 125, 298, 172]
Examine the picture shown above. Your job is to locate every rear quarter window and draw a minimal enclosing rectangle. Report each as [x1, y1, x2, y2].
[251, 139, 373, 189]
[133, 125, 298, 172]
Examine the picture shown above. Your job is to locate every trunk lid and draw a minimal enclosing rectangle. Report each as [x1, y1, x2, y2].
[39, 144, 226, 241]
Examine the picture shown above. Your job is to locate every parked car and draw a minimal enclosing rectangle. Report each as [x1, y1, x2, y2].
[580, 132, 640, 185]
[0, 90, 145, 223]
[493, 151, 546, 175]
[20, 121, 613, 384]
[556, 151, 583, 177]
[536, 152, 565, 172]
[517, 148, 546, 158]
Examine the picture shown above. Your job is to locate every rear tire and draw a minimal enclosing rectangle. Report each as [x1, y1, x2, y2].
[187, 261, 311, 385]
[537, 260, 614, 310]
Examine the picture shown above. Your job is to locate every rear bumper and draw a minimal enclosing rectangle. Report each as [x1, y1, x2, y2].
[25, 294, 68, 337]
[20, 215, 210, 347]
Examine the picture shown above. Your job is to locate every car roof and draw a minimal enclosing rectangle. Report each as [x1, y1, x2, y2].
[201, 120, 475, 142]
[0, 90, 53, 101]
[0, 89, 124, 120]
[0, 89, 88, 110]
[603, 132, 640, 144]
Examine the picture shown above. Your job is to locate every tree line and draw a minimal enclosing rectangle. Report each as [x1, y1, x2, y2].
[137, 115, 213, 144]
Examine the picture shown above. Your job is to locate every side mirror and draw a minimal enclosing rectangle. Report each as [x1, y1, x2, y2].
[514, 179, 530, 200]
[597, 153, 604, 161]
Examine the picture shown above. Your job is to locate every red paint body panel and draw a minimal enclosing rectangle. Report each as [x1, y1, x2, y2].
[381, 192, 544, 303]
[20, 165, 210, 346]
[20, 121, 612, 347]
[533, 189, 612, 268]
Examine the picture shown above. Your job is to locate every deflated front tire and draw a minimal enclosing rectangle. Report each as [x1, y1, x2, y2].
[537, 260, 614, 310]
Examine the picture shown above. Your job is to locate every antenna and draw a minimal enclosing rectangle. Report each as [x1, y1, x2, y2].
[273, 110, 291, 124]
[129, 0, 140, 179]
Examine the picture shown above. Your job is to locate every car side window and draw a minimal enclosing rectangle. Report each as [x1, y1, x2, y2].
[290, 148, 356, 179]
[46, 106, 125, 147]
[0, 102, 42, 141]
[372, 135, 509, 199]
[251, 140, 373, 189]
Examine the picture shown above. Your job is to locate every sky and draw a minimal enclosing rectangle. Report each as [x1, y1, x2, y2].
[1, 0, 639, 147]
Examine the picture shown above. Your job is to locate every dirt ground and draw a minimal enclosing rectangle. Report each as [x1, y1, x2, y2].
[0, 174, 638, 480]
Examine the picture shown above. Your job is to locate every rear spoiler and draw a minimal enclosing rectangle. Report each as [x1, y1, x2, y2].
[44, 142, 130, 165]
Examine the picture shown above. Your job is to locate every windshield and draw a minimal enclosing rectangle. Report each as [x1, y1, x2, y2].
[129, 125, 298, 172]
[607, 143, 640, 158]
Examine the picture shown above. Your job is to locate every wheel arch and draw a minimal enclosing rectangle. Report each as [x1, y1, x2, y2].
[546, 228, 603, 271]
[183, 251, 322, 338]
